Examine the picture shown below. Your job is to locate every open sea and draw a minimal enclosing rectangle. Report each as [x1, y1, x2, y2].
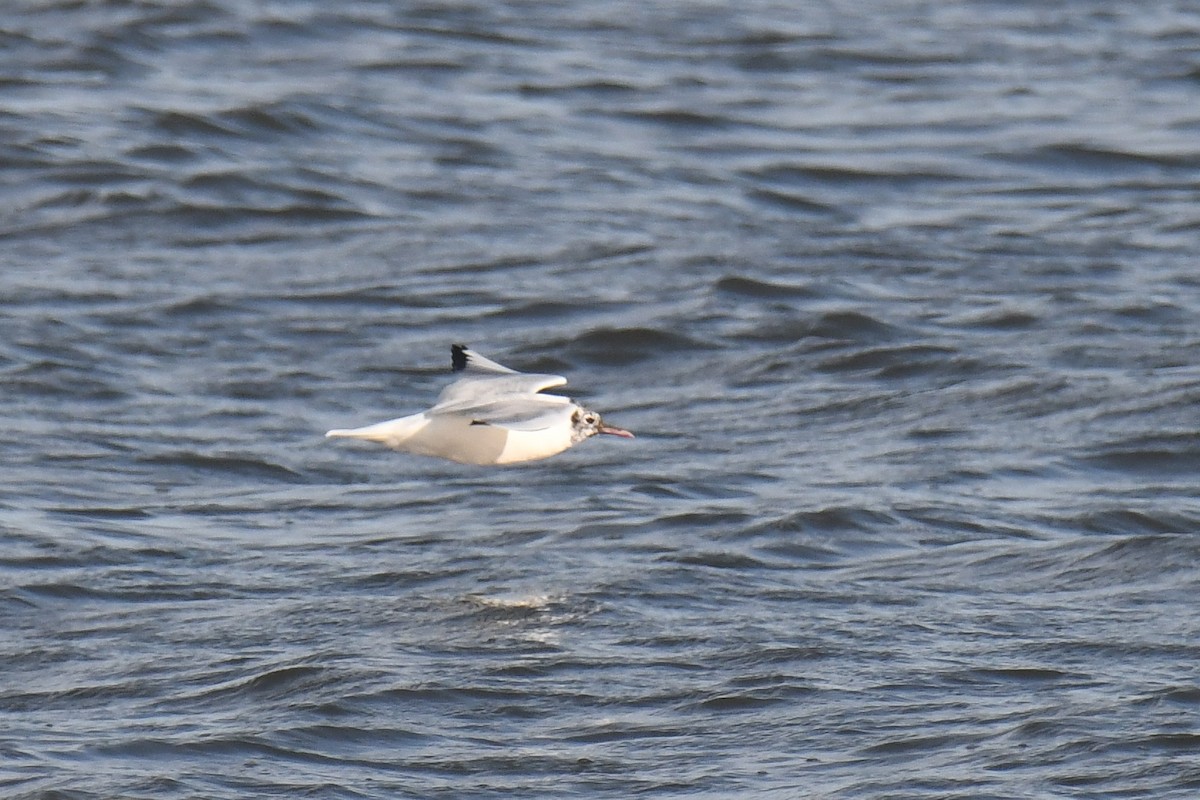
[3, 1, 1200, 797]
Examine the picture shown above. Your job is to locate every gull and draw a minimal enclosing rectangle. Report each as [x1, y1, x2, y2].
[325, 344, 634, 465]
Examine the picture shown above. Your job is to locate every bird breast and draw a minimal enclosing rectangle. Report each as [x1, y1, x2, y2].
[494, 424, 576, 464]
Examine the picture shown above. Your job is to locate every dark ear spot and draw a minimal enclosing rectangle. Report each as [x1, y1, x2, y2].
[571, 409, 581, 424]
[451, 344, 469, 371]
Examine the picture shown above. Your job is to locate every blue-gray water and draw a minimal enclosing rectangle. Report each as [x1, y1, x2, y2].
[3, 2, 1200, 797]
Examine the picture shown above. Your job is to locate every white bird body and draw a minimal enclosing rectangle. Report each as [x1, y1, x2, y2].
[326, 345, 633, 466]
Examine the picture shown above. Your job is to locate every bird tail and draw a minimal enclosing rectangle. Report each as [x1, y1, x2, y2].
[325, 413, 425, 449]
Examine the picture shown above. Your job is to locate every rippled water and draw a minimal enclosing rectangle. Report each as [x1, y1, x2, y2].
[4, 1, 1200, 797]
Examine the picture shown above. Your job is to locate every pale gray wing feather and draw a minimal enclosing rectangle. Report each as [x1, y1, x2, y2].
[433, 372, 567, 409]
[447, 398, 575, 431]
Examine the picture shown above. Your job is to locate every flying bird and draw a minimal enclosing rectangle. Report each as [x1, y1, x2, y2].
[326, 344, 634, 465]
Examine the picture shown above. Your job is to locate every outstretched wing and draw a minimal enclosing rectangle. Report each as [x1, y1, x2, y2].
[457, 397, 575, 432]
[434, 345, 567, 410]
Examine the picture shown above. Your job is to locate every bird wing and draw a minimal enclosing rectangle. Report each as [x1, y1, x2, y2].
[453, 397, 575, 431]
[433, 372, 568, 410]
[436, 346, 567, 408]
[430, 345, 571, 430]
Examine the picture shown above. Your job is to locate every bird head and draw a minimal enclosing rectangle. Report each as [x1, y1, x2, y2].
[571, 406, 634, 443]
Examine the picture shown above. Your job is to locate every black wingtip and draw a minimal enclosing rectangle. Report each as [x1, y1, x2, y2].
[451, 343, 468, 372]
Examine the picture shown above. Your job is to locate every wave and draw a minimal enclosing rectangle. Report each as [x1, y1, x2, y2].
[137, 452, 307, 483]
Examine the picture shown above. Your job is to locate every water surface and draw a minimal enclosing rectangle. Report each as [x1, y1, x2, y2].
[3, 2, 1200, 797]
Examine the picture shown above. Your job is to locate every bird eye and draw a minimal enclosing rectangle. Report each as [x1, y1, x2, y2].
[584, 414, 596, 425]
